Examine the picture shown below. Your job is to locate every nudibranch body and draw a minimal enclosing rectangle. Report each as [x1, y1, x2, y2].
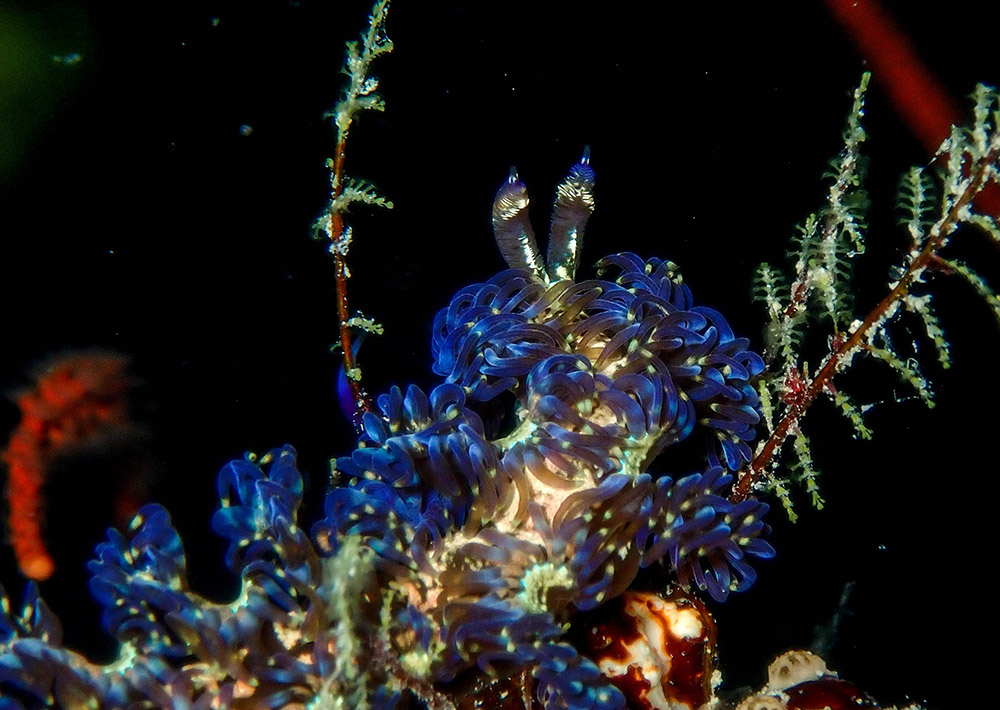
[0, 157, 773, 710]
[318, 155, 774, 708]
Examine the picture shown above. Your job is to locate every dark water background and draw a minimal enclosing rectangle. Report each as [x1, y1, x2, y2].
[1, 2, 997, 707]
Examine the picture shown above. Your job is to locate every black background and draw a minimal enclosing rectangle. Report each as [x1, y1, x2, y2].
[1, 2, 998, 708]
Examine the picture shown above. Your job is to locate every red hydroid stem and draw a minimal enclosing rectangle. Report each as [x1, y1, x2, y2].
[328, 125, 373, 433]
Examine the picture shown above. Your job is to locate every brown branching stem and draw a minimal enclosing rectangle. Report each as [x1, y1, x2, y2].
[732, 145, 1000, 503]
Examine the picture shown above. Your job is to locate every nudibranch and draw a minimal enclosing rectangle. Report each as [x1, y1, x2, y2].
[317, 153, 774, 708]
[0, 155, 773, 710]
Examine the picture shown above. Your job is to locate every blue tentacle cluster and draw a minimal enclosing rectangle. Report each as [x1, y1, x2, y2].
[0, 447, 384, 710]
[314, 247, 773, 708]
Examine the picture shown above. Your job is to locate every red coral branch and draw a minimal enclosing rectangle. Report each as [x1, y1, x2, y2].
[824, 0, 1000, 216]
[326, 137, 375, 432]
[1, 351, 132, 580]
[824, 0, 959, 155]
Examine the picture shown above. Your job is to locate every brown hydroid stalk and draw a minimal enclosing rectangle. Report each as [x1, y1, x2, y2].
[320, 0, 393, 430]
[733, 142, 1000, 503]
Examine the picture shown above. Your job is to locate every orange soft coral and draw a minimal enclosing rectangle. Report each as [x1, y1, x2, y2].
[2, 351, 133, 580]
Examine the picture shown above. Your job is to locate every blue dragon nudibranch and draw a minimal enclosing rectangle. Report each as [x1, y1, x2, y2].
[0, 155, 773, 710]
